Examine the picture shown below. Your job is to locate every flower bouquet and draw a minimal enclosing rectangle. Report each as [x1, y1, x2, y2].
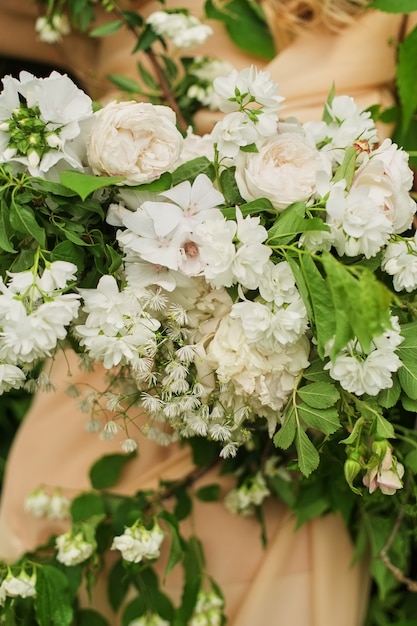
[1, 12, 417, 625]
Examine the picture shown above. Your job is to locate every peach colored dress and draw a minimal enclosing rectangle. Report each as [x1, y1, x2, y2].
[0, 3, 415, 624]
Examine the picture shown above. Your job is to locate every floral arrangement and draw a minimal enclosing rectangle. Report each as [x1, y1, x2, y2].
[1, 1, 417, 625]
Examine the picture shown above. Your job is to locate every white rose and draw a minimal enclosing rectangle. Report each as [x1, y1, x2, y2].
[235, 132, 324, 211]
[86, 101, 184, 185]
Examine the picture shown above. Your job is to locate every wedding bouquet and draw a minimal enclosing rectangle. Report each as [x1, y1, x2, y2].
[0, 33, 417, 626]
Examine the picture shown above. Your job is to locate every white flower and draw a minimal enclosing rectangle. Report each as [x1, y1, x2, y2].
[35, 14, 71, 43]
[235, 132, 325, 211]
[258, 261, 299, 306]
[324, 322, 403, 396]
[0, 571, 36, 601]
[86, 101, 183, 185]
[56, 530, 95, 566]
[24, 488, 51, 517]
[111, 522, 165, 563]
[211, 111, 259, 158]
[213, 66, 284, 113]
[0, 71, 93, 177]
[0, 363, 25, 394]
[224, 472, 270, 516]
[146, 11, 212, 48]
[47, 491, 71, 520]
[382, 235, 417, 292]
[326, 184, 392, 258]
[37, 261, 77, 294]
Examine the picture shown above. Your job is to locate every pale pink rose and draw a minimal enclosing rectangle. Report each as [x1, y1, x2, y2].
[363, 447, 405, 495]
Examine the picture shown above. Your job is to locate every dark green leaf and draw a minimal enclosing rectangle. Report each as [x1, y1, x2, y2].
[77, 609, 110, 626]
[70, 492, 105, 523]
[35, 565, 73, 626]
[89, 453, 136, 489]
[397, 26, 417, 134]
[298, 403, 340, 435]
[108, 559, 131, 612]
[9, 202, 45, 246]
[195, 484, 221, 502]
[172, 157, 215, 185]
[273, 406, 296, 450]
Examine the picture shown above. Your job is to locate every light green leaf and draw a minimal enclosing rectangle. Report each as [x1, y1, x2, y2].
[107, 73, 145, 93]
[89, 19, 123, 37]
[297, 382, 340, 409]
[298, 403, 340, 435]
[273, 406, 296, 450]
[401, 393, 417, 412]
[295, 427, 320, 477]
[397, 322, 417, 399]
[302, 358, 333, 383]
[60, 171, 125, 201]
[369, 0, 417, 12]
[374, 413, 395, 439]
[397, 26, 417, 134]
[377, 376, 401, 408]
[267, 202, 306, 245]
[332, 145, 358, 187]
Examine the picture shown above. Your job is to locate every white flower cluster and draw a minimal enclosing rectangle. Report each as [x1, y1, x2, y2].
[0, 261, 80, 395]
[189, 591, 224, 626]
[111, 521, 165, 563]
[129, 616, 170, 626]
[224, 472, 270, 516]
[0, 570, 36, 606]
[0, 71, 93, 177]
[55, 529, 95, 566]
[146, 10, 213, 49]
[35, 14, 71, 43]
[24, 488, 70, 520]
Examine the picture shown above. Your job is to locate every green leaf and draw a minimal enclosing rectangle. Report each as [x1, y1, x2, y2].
[77, 609, 110, 626]
[122, 596, 146, 626]
[369, 0, 417, 12]
[332, 145, 358, 187]
[9, 202, 45, 247]
[377, 376, 401, 408]
[108, 559, 131, 612]
[298, 403, 340, 435]
[195, 484, 221, 502]
[322, 83, 336, 123]
[89, 453, 136, 489]
[60, 171, 125, 201]
[295, 427, 320, 477]
[397, 322, 417, 399]
[267, 202, 306, 245]
[172, 157, 214, 185]
[107, 73, 144, 93]
[302, 358, 333, 383]
[297, 382, 340, 409]
[374, 413, 395, 439]
[273, 406, 296, 450]
[401, 393, 417, 412]
[397, 26, 417, 134]
[35, 565, 73, 626]
[0, 198, 16, 253]
[405, 449, 417, 472]
[70, 492, 105, 523]
[205, 0, 275, 60]
[158, 510, 184, 575]
[299, 254, 336, 358]
[219, 167, 245, 205]
[50, 240, 85, 270]
[89, 19, 123, 37]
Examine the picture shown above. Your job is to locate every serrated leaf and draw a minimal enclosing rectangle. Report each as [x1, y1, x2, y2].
[89, 453, 136, 489]
[273, 406, 296, 450]
[302, 358, 333, 383]
[295, 427, 320, 477]
[297, 382, 340, 409]
[298, 403, 340, 435]
[60, 171, 125, 201]
[401, 393, 417, 412]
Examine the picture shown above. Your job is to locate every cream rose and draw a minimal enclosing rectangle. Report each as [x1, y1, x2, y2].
[86, 101, 184, 185]
[235, 132, 326, 211]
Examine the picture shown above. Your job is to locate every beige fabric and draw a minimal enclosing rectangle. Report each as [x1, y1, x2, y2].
[0, 351, 370, 625]
[0, 3, 414, 623]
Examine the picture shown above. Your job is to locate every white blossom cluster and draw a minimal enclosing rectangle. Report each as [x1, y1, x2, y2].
[0, 570, 36, 606]
[24, 487, 70, 520]
[146, 10, 213, 49]
[0, 261, 80, 395]
[189, 591, 225, 626]
[55, 529, 95, 566]
[0, 71, 93, 177]
[224, 472, 270, 516]
[35, 13, 71, 43]
[111, 521, 165, 563]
